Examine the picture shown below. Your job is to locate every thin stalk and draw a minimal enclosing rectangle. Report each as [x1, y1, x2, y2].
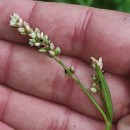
[54, 56, 108, 124]
[106, 122, 112, 130]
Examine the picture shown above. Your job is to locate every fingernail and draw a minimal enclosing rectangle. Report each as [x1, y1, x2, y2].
[117, 115, 130, 130]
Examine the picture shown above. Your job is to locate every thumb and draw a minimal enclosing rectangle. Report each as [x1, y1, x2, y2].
[117, 115, 130, 130]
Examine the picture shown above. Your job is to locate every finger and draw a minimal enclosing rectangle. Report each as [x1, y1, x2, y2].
[0, 84, 108, 130]
[0, 122, 15, 130]
[117, 115, 130, 130]
[0, 40, 130, 120]
[1, 0, 130, 76]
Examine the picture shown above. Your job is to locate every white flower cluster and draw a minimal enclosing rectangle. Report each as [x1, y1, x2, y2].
[90, 57, 103, 93]
[91, 57, 103, 70]
[10, 13, 61, 57]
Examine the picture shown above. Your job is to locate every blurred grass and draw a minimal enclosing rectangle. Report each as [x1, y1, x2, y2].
[43, 0, 130, 12]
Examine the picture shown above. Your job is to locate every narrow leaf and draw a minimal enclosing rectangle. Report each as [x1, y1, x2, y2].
[95, 64, 113, 123]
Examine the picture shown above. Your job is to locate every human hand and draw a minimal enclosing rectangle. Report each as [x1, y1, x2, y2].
[0, 0, 130, 129]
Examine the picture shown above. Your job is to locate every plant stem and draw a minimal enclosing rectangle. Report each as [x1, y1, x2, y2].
[106, 122, 112, 130]
[53, 56, 108, 124]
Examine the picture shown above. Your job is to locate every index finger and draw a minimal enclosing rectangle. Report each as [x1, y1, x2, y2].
[1, 0, 130, 76]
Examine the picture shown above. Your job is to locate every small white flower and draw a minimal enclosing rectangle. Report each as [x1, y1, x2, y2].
[98, 57, 103, 70]
[40, 32, 44, 39]
[23, 21, 29, 27]
[29, 39, 36, 43]
[9, 20, 16, 27]
[39, 48, 47, 53]
[35, 42, 41, 47]
[18, 28, 25, 33]
[36, 32, 41, 39]
[17, 23, 22, 27]
[91, 57, 98, 64]
[90, 87, 97, 93]
[29, 32, 36, 39]
[17, 20, 23, 27]
[91, 57, 103, 70]
[18, 18, 23, 25]
[49, 51, 55, 57]
[25, 25, 31, 32]
[43, 35, 49, 42]
[13, 13, 20, 21]
[35, 28, 40, 33]
[50, 43, 55, 50]
[10, 16, 17, 23]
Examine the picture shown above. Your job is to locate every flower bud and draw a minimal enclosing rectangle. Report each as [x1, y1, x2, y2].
[91, 57, 103, 70]
[70, 66, 75, 73]
[36, 32, 41, 39]
[40, 32, 44, 39]
[98, 57, 103, 70]
[29, 39, 36, 43]
[13, 13, 20, 21]
[49, 51, 55, 57]
[23, 21, 29, 27]
[26, 25, 31, 32]
[90, 87, 97, 93]
[50, 43, 55, 50]
[39, 48, 47, 53]
[18, 18, 23, 25]
[18, 28, 25, 33]
[43, 35, 50, 44]
[55, 47, 61, 55]
[35, 28, 40, 33]
[35, 42, 41, 47]
[9, 20, 16, 27]
[10, 16, 16, 23]
[91, 57, 97, 64]
[29, 32, 36, 39]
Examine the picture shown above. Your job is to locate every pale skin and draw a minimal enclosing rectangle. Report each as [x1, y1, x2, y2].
[0, 0, 130, 129]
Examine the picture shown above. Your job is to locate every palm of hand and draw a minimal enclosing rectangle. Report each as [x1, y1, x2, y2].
[0, 0, 130, 130]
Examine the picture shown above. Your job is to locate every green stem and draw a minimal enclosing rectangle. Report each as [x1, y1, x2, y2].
[53, 56, 108, 124]
[106, 122, 112, 130]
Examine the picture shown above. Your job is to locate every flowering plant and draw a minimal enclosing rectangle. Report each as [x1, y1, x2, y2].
[10, 13, 113, 130]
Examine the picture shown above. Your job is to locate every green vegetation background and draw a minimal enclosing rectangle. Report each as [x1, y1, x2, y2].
[44, 0, 130, 12]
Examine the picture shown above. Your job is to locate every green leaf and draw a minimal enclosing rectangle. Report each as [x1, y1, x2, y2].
[95, 64, 113, 123]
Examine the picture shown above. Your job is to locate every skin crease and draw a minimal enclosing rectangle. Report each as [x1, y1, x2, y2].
[0, 0, 130, 129]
